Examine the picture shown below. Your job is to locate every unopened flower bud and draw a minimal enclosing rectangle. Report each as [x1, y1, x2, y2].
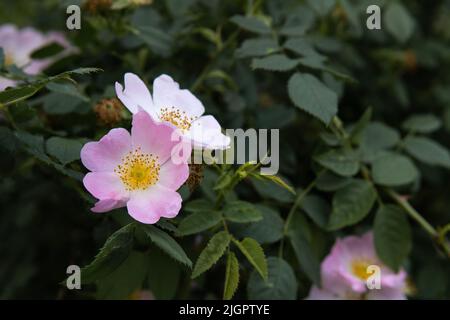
[185, 163, 204, 192]
[93, 98, 125, 126]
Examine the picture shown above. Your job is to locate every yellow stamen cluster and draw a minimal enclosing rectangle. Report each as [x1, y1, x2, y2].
[159, 107, 195, 132]
[4, 52, 13, 66]
[114, 147, 160, 191]
[351, 260, 373, 281]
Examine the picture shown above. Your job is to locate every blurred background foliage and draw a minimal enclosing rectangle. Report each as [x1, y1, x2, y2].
[0, 0, 449, 299]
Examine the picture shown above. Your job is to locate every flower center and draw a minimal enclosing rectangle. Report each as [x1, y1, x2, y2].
[114, 147, 160, 191]
[4, 52, 14, 66]
[351, 260, 372, 281]
[159, 107, 195, 132]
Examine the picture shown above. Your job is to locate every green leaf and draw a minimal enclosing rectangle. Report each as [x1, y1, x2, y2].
[236, 38, 279, 58]
[15, 131, 52, 164]
[350, 107, 373, 144]
[288, 72, 338, 125]
[359, 122, 400, 162]
[297, 55, 327, 70]
[184, 199, 213, 212]
[156, 219, 178, 233]
[136, 26, 174, 57]
[314, 149, 360, 177]
[46, 82, 89, 102]
[279, 8, 315, 36]
[232, 205, 284, 244]
[374, 205, 412, 272]
[223, 200, 262, 223]
[402, 114, 442, 133]
[45, 137, 82, 165]
[81, 224, 135, 284]
[0, 126, 18, 153]
[223, 251, 239, 300]
[30, 42, 65, 59]
[306, 0, 336, 16]
[385, 2, 415, 44]
[0, 67, 100, 107]
[142, 225, 192, 267]
[301, 194, 330, 229]
[147, 248, 181, 299]
[96, 251, 148, 299]
[316, 171, 353, 192]
[287, 213, 321, 284]
[230, 15, 271, 34]
[191, 231, 231, 279]
[403, 136, 450, 168]
[251, 175, 295, 203]
[232, 237, 267, 280]
[372, 152, 419, 186]
[42, 92, 86, 114]
[254, 174, 296, 195]
[0, 86, 41, 107]
[251, 54, 299, 72]
[328, 179, 376, 230]
[53, 163, 84, 181]
[247, 257, 297, 300]
[283, 38, 318, 57]
[62, 67, 102, 75]
[177, 210, 222, 236]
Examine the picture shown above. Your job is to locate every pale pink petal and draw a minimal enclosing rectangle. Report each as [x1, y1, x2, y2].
[131, 110, 183, 163]
[115, 73, 154, 115]
[186, 115, 230, 149]
[91, 199, 127, 213]
[0, 24, 17, 39]
[381, 269, 407, 288]
[0, 78, 17, 91]
[319, 231, 408, 298]
[81, 128, 131, 172]
[158, 159, 189, 190]
[25, 60, 50, 75]
[0, 25, 75, 74]
[321, 237, 365, 294]
[153, 74, 205, 117]
[126, 185, 182, 224]
[366, 287, 406, 300]
[83, 172, 128, 200]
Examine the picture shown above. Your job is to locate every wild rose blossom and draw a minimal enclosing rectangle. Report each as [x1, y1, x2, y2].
[80, 110, 190, 224]
[115, 73, 230, 150]
[0, 24, 75, 90]
[307, 232, 408, 300]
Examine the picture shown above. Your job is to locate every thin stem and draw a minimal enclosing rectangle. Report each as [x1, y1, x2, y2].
[190, 30, 240, 92]
[283, 177, 319, 235]
[278, 170, 325, 257]
[385, 188, 437, 237]
[386, 188, 450, 257]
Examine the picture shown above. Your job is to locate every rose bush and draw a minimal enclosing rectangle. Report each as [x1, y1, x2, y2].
[0, 0, 449, 300]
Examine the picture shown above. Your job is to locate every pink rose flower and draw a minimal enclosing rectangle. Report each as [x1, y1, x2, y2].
[115, 73, 230, 150]
[80, 110, 190, 224]
[0, 24, 76, 90]
[307, 232, 407, 300]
